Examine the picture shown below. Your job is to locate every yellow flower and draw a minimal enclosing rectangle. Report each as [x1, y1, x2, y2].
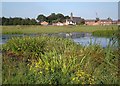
[45, 68, 49, 70]
[35, 65, 39, 68]
[72, 77, 75, 81]
[39, 71, 42, 74]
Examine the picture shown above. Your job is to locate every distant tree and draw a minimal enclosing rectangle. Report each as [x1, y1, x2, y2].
[107, 17, 112, 21]
[4, 18, 9, 25]
[12, 17, 19, 25]
[0, 17, 2, 25]
[47, 13, 68, 23]
[2, 17, 6, 25]
[56, 13, 64, 21]
[30, 19, 37, 25]
[47, 13, 57, 24]
[1, 13, 72, 25]
[49, 13, 56, 20]
[77, 18, 85, 25]
[52, 19, 59, 23]
[95, 17, 100, 22]
[64, 16, 70, 19]
[2, 17, 9, 25]
[37, 14, 46, 23]
[2, 17, 37, 25]
[9, 17, 13, 25]
[80, 19, 85, 24]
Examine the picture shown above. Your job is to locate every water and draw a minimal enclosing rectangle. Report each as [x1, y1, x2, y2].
[0, 32, 118, 48]
[73, 37, 114, 48]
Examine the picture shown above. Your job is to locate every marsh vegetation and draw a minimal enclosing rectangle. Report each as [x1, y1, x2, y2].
[2, 36, 119, 84]
[1, 25, 119, 84]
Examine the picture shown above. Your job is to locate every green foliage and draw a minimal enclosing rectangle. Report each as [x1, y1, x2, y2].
[95, 17, 100, 22]
[1, 17, 38, 25]
[37, 13, 70, 24]
[37, 14, 46, 22]
[29, 52, 95, 84]
[92, 30, 117, 37]
[2, 36, 119, 84]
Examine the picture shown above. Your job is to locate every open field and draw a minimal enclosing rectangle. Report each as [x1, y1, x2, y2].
[1, 25, 118, 35]
[2, 36, 119, 84]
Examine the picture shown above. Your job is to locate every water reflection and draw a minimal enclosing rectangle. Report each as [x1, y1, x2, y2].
[73, 37, 115, 48]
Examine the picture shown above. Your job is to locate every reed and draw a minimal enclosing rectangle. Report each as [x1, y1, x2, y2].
[2, 36, 119, 84]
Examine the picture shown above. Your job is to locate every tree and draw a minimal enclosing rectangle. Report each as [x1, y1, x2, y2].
[0, 17, 2, 25]
[37, 14, 46, 23]
[2, 17, 10, 25]
[30, 19, 37, 25]
[64, 16, 70, 19]
[77, 18, 85, 25]
[9, 17, 13, 25]
[47, 13, 57, 24]
[2, 17, 37, 25]
[56, 13, 65, 22]
[107, 17, 112, 21]
[95, 17, 100, 22]
[12, 17, 22, 25]
[80, 19, 85, 25]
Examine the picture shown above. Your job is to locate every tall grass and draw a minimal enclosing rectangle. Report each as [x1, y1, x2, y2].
[2, 36, 119, 84]
[1, 25, 118, 34]
[92, 30, 117, 37]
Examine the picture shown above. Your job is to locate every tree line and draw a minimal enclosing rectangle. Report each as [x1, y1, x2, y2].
[1, 13, 70, 25]
[1, 17, 38, 25]
[37, 13, 70, 24]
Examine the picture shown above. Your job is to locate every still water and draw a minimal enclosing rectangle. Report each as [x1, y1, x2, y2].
[0, 32, 118, 48]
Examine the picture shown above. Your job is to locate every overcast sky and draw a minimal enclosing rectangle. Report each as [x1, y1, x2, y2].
[2, 2, 118, 20]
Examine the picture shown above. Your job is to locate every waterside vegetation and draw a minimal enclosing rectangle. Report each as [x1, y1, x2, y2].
[2, 36, 119, 84]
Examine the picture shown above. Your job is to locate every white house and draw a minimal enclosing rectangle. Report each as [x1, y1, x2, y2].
[65, 13, 81, 25]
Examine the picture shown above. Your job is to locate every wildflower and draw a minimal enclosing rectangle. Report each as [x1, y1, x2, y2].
[45, 68, 49, 71]
[72, 77, 75, 81]
[39, 71, 42, 74]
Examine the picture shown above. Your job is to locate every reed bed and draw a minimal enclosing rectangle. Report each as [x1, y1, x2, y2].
[2, 36, 119, 84]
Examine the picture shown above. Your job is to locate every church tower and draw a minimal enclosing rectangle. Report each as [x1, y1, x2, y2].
[70, 12, 73, 20]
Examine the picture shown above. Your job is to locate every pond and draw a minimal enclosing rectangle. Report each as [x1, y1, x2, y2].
[0, 32, 118, 48]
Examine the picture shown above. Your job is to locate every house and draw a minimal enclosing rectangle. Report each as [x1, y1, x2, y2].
[85, 20, 101, 25]
[40, 21, 48, 26]
[117, 19, 120, 25]
[66, 13, 82, 25]
[112, 20, 117, 24]
[85, 19, 113, 25]
[56, 22, 64, 26]
[52, 22, 64, 26]
[85, 20, 96, 25]
[100, 19, 112, 25]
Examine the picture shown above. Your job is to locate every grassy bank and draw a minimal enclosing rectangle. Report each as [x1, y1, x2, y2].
[2, 36, 119, 84]
[1, 25, 118, 35]
[92, 29, 117, 37]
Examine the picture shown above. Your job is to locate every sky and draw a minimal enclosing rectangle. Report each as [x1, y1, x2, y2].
[1, 0, 119, 2]
[2, 2, 118, 20]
